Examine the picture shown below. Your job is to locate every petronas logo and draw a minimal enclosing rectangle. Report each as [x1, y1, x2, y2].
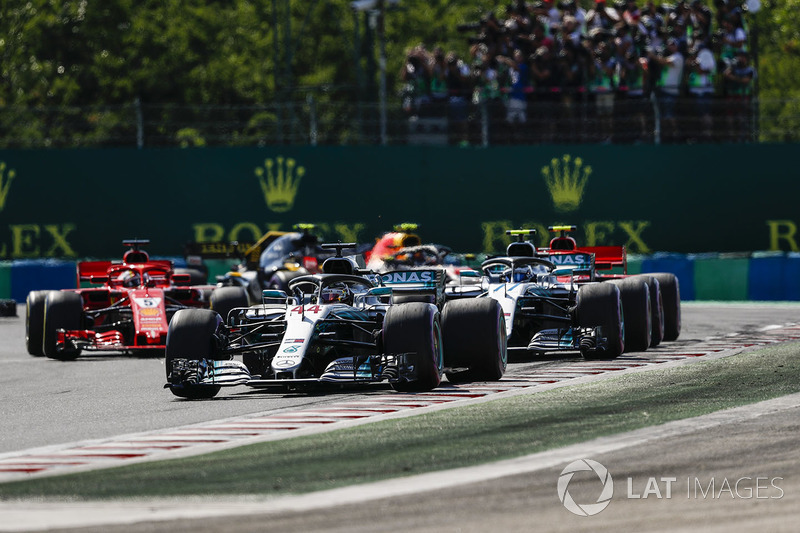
[0, 162, 16, 212]
[542, 155, 591, 212]
[255, 156, 305, 213]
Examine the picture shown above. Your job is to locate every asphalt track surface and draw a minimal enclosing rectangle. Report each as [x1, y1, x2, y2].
[1, 302, 799, 531]
[1, 302, 795, 455]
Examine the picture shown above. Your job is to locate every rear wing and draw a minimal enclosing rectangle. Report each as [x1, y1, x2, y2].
[377, 269, 444, 306]
[543, 225, 626, 274]
[578, 246, 627, 273]
[77, 261, 111, 286]
[77, 259, 173, 286]
[377, 269, 442, 286]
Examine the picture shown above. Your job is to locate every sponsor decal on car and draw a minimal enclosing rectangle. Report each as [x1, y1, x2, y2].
[133, 297, 162, 308]
[380, 270, 436, 284]
[140, 315, 163, 329]
[547, 253, 592, 265]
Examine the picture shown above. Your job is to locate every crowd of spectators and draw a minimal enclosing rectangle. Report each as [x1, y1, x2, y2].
[399, 0, 756, 145]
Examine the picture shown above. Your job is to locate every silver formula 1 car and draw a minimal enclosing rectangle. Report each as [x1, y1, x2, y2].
[481, 255, 624, 359]
[165, 244, 507, 399]
[446, 230, 625, 359]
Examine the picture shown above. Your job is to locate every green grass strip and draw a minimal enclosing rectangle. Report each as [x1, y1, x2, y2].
[2, 343, 799, 500]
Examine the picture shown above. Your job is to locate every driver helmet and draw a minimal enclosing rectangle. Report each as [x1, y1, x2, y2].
[512, 266, 534, 282]
[320, 283, 352, 305]
[118, 270, 141, 288]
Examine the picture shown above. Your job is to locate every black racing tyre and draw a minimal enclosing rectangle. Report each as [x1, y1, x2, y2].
[200, 288, 215, 305]
[609, 278, 651, 353]
[165, 309, 224, 399]
[383, 303, 443, 392]
[442, 298, 507, 382]
[650, 272, 681, 341]
[26, 290, 48, 357]
[42, 291, 84, 360]
[174, 267, 208, 285]
[210, 286, 249, 324]
[636, 275, 664, 347]
[267, 270, 305, 292]
[576, 283, 624, 359]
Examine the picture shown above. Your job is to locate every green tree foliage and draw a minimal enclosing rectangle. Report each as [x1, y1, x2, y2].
[0, 0, 795, 144]
[751, 0, 800, 141]
[0, 0, 486, 107]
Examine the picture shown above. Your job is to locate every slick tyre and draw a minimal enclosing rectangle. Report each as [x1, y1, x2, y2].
[26, 290, 48, 357]
[650, 272, 681, 341]
[636, 275, 664, 347]
[384, 303, 443, 392]
[210, 286, 249, 324]
[42, 291, 84, 360]
[609, 278, 651, 353]
[166, 309, 224, 399]
[442, 298, 507, 382]
[268, 270, 305, 293]
[576, 283, 624, 359]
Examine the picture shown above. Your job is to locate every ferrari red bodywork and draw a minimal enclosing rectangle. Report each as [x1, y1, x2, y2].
[541, 226, 627, 282]
[29, 240, 219, 356]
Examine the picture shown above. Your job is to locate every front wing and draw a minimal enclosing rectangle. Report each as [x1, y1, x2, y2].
[166, 353, 418, 390]
[57, 328, 166, 352]
[526, 326, 608, 356]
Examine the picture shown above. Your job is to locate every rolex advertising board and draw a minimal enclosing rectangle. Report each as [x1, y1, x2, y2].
[0, 145, 796, 259]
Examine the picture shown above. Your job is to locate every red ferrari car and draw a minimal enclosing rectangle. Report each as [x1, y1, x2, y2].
[25, 240, 248, 360]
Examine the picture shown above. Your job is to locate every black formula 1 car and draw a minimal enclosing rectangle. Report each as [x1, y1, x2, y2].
[184, 224, 335, 305]
[165, 243, 507, 399]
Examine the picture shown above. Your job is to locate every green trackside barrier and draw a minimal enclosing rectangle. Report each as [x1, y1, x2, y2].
[626, 256, 643, 275]
[0, 262, 10, 299]
[205, 259, 236, 284]
[693, 254, 750, 301]
[1, 144, 799, 259]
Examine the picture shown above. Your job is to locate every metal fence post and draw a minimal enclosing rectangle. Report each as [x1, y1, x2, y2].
[481, 99, 489, 147]
[308, 94, 317, 146]
[651, 92, 661, 145]
[135, 97, 144, 148]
